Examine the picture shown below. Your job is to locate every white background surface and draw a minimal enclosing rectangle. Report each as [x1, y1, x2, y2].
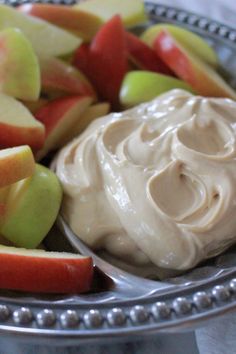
[1, 1, 236, 353]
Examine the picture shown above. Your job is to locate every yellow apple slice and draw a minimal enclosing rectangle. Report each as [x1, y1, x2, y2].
[0, 93, 45, 150]
[0, 146, 35, 188]
[0, 4, 81, 57]
[0, 28, 40, 101]
[74, 0, 147, 28]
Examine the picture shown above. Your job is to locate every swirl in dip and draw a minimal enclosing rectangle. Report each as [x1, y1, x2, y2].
[55, 89, 236, 272]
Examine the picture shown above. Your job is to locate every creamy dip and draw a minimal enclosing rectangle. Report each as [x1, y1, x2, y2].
[55, 89, 236, 271]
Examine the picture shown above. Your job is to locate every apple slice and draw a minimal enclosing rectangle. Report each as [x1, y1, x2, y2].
[40, 57, 96, 100]
[120, 71, 194, 107]
[58, 102, 110, 147]
[73, 43, 91, 79]
[23, 98, 48, 114]
[88, 15, 128, 109]
[35, 96, 92, 160]
[0, 164, 62, 249]
[125, 31, 174, 75]
[154, 30, 236, 99]
[74, 0, 147, 28]
[0, 28, 40, 101]
[141, 23, 218, 67]
[0, 93, 45, 149]
[0, 146, 35, 188]
[0, 4, 81, 57]
[0, 245, 93, 293]
[18, 3, 102, 42]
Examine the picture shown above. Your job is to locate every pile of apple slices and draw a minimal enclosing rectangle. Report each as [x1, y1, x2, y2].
[0, 145, 94, 294]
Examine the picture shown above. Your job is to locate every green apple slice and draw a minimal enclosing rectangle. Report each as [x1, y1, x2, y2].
[120, 71, 194, 107]
[75, 0, 147, 28]
[1, 164, 62, 249]
[0, 28, 40, 101]
[0, 5, 81, 57]
[141, 23, 218, 67]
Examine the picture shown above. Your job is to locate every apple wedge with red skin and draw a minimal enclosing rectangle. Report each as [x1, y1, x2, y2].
[0, 93, 45, 150]
[87, 15, 128, 109]
[73, 43, 91, 80]
[154, 30, 236, 99]
[40, 57, 96, 100]
[35, 95, 92, 160]
[18, 3, 102, 42]
[0, 245, 93, 293]
[125, 31, 174, 76]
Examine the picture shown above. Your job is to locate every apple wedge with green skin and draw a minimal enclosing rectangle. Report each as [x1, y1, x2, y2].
[74, 0, 147, 28]
[0, 245, 93, 293]
[0, 145, 35, 188]
[0, 4, 81, 57]
[0, 28, 40, 101]
[58, 102, 110, 147]
[154, 30, 236, 99]
[0, 93, 45, 150]
[120, 71, 194, 108]
[0, 164, 62, 249]
[40, 57, 96, 100]
[141, 23, 218, 68]
[18, 3, 103, 42]
[35, 95, 92, 160]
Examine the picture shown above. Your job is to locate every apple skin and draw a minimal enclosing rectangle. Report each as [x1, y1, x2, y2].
[0, 145, 35, 188]
[0, 245, 93, 293]
[88, 15, 128, 109]
[74, 0, 147, 28]
[0, 164, 62, 249]
[0, 28, 40, 101]
[0, 4, 81, 57]
[120, 70, 194, 108]
[141, 23, 218, 67]
[0, 93, 45, 150]
[40, 57, 96, 100]
[125, 31, 174, 76]
[18, 3, 103, 42]
[154, 30, 236, 99]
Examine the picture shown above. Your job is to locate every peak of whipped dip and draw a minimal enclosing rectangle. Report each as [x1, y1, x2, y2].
[55, 89, 236, 271]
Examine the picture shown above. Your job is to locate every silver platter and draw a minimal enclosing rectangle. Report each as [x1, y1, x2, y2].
[1, 0, 236, 345]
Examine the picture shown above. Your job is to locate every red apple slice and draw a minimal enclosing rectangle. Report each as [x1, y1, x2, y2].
[0, 145, 35, 188]
[125, 31, 174, 76]
[73, 43, 91, 80]
[0, 93, 45, 150]
[40, 57, 96, 100]
[18, 3, 102, 42]
[35, 95, 92, 160]
[154, 30, 236, 99]
[89, 15, 128, 109]
[0, 245, 93, 293]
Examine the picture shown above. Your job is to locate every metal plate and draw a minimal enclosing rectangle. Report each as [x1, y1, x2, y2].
[1, 0, 236, 344]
